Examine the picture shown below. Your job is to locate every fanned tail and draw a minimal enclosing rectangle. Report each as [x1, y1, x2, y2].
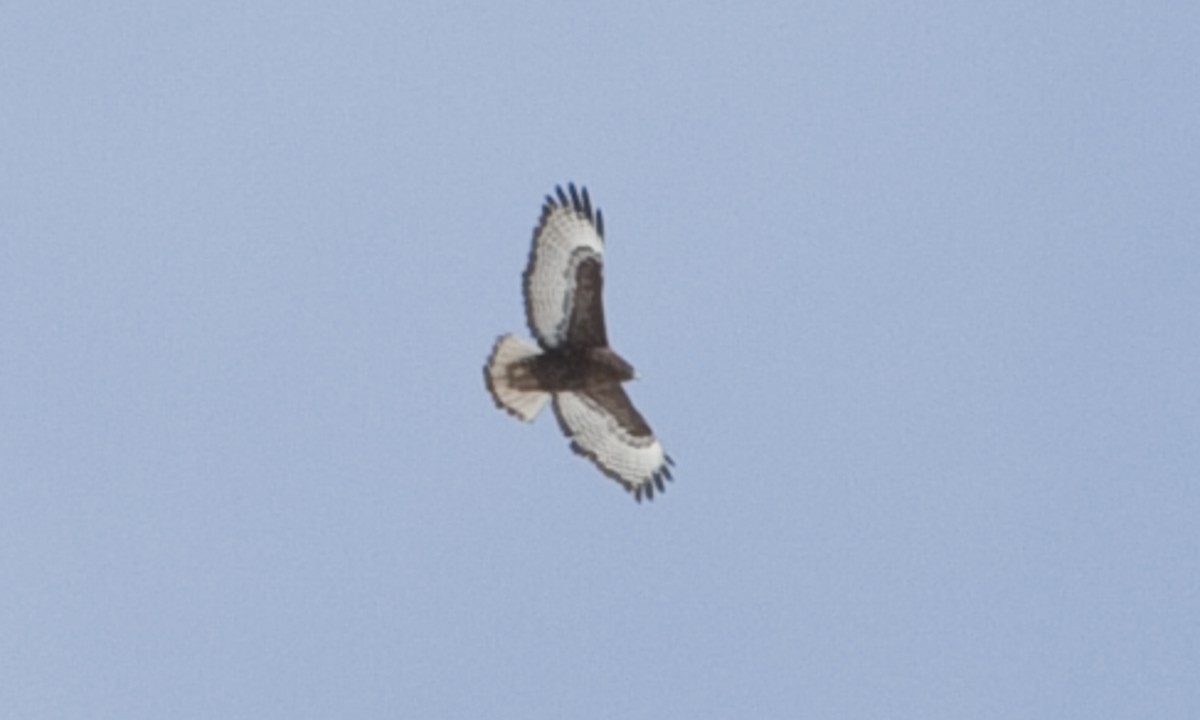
[484, 335, 550, 422]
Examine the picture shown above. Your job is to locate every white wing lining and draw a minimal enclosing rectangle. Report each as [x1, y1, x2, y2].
[523, 185, 604, 348]
[552, 390, 674, 501]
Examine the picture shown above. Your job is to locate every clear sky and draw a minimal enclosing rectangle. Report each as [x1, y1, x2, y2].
[2, 2, 1197, 718]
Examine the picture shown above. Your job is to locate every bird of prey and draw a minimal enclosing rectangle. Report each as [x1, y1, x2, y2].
[484, 183, 674, 501]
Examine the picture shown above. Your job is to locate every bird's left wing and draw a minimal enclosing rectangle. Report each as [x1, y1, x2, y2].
[552, 384, 674, 502]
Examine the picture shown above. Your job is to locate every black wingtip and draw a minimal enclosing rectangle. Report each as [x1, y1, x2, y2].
[549, 182, 603, 237]
[568, 183, 582, 214]
[665, 454, 675, 467]
[581, 186, 593, 219]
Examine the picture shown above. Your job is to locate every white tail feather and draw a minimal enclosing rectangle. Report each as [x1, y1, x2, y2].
[484, 335, 550, 422]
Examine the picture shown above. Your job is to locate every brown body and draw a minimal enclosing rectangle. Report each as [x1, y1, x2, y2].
[507, 347, 635, 393]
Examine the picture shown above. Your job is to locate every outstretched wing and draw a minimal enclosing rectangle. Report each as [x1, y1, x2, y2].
[552, 384, 674, 502]
[523, 183, 607, 349]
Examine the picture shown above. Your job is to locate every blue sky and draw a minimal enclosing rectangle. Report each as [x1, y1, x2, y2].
[2, 2, 1197, 718]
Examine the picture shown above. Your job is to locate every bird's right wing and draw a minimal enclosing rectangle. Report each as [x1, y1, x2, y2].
[522, 184, 607, 349]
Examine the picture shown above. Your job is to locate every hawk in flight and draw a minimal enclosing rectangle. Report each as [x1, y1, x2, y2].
[484, 183, 674, 502]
